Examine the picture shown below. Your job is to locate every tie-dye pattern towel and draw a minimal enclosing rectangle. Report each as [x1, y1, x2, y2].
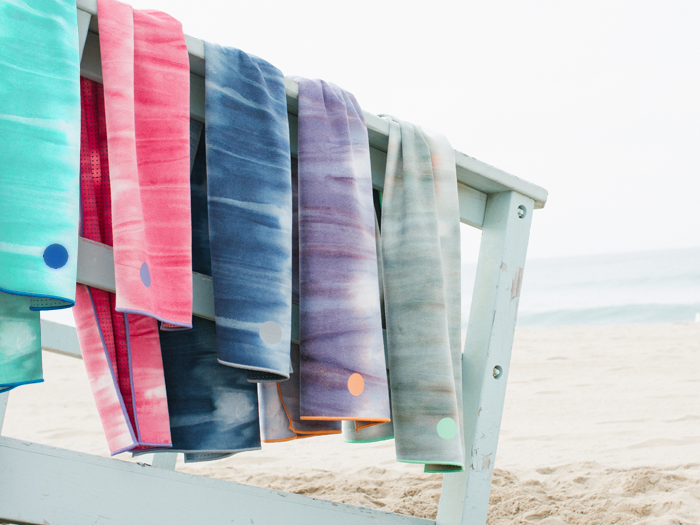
[0, 0, 81, 392]
[97, 0, 192, 328]
[295, 78, 389, 426]
[74, 78, 171, 455]
[204, 42, 292, 382]
[381, 116, 464, 472]
[141, 123, 261, 459]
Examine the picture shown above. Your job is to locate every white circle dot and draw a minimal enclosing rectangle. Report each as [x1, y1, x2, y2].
[259, 321, 282, 345]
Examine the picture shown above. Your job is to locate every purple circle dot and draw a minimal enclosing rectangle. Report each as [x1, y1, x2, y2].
[140, 262, 151, 287]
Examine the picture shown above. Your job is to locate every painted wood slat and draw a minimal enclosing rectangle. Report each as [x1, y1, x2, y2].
[77, 9, 91, 61]
[0, 436, 433, 525]
[40, 319, 82, 359]
[436, 191, 534, 525]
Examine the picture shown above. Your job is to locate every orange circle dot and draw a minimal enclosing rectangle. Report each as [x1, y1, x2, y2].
[347, 373, 364, 396]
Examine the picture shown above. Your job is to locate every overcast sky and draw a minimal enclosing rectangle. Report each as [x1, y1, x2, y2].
[125, 0, 700, 261]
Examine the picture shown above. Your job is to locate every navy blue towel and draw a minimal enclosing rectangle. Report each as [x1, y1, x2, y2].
[204, 42, 293, 383]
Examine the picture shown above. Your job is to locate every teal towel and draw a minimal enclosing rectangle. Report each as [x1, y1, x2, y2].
[0, 0, 81, 392]
[380, 117, 464, 472]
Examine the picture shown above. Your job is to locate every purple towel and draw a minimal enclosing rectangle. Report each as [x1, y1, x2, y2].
[295, 78, 390, 426]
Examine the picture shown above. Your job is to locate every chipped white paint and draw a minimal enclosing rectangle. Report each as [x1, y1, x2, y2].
[511, 267, 524, 300]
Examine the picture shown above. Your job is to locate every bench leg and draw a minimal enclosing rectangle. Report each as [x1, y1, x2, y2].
[437, 191, 534, 525]
[137, 452, 179, 470]
[0, 392, 8, 435]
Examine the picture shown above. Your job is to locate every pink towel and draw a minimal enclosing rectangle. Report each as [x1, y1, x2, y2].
[75, 78, 171, 454]
[97, 0, 192, 328]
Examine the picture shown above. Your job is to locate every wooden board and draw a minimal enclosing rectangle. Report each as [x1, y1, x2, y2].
[0, 436, 432, 525]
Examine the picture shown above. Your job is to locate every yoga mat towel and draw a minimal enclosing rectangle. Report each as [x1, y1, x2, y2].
[97, 0, 192, 329]
[75, 78, 171, 455]
[0, 0, 81, 392]
[260, 80, 391, 440]
[204, 42, 292, 382]
[142, 122, 261, 461]
[295, 78, 390, 426]
[381, 116, 465, 472]
[76, 0, 191, 454]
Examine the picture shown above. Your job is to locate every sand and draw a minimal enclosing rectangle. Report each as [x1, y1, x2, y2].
[2, 322, 699, 524]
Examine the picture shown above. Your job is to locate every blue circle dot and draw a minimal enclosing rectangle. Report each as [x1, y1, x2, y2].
[140, 262, 151, 287]
[43, 244, 68, 269]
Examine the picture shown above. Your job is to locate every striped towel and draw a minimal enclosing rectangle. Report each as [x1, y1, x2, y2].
[204, 42, 293, 382]
[76, 0, 192, 454]
[381, 116, 465, 472]
[260, 79, 390, 440]
[97, 0, 192, 328]
[0, 0, 81, 392]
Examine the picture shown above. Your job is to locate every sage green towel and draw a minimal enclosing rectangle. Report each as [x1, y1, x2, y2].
[0, 0, 81, 392]
[380, 117, 464, 472]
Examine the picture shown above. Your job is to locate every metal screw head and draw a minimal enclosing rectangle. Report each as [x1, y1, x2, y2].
[493, 365, 503, 379]
[517, 205, 527, 219]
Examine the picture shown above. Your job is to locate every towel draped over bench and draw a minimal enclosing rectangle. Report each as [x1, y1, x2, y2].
[204, 42, 293, 383]
[367, 117, 465, 472]
[75, 0, 192, 454]
[0, 0, 81, 392]
[259, 79, 390, 441]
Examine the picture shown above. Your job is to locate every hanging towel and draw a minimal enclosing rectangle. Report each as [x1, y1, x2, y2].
[74, 78, 171, 455]
[0, 0, 81, 392]
[381, 116, 464, 472]
[97, 0, 192, 328]
[204, 42, 292, 382]
[141, 123, 261, 460]
[294, 78, 389, 426]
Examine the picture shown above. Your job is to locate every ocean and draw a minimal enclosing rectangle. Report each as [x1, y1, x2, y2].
[462, 246, 700, 328]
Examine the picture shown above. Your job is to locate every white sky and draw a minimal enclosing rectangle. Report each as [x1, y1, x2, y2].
[127, 0, 700, 261]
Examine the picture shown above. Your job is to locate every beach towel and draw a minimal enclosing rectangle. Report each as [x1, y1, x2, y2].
[295, 78, 390, 426]
[74, 78, 171, 454]
[381, 116, 464, 472]
[0, 0, 81, 392]
[97, 0, 192, 328]
[204, 42, 292, 382]
[258, 160, 342, 442]
[141, 123, 261, 460]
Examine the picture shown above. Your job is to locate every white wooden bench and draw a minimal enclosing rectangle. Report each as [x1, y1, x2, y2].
[0, 1, 548, 523]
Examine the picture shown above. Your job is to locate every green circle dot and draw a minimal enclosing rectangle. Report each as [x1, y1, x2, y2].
[436, 417, 457, 440]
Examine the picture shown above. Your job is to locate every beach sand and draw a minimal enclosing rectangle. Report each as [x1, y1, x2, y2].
[3, 322, 699, 523]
